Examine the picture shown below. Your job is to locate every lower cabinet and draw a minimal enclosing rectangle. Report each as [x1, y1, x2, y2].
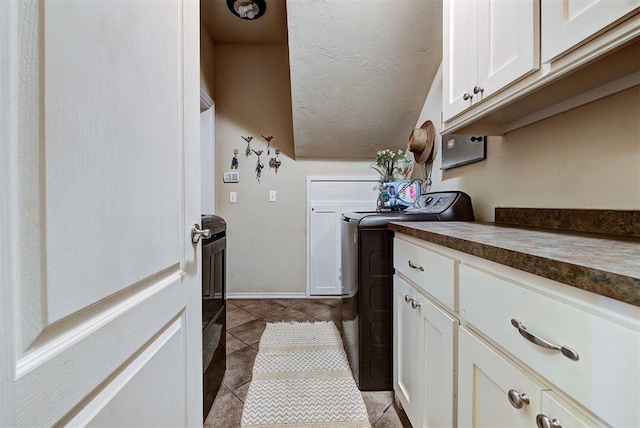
[458, 326, 600, 428]
[393, 233, 632, 427]
[394, 274, 458, 428]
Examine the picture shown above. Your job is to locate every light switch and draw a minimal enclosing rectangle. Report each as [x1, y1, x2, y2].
[230, 191, 237, 203]
[269, 190, 277, 202]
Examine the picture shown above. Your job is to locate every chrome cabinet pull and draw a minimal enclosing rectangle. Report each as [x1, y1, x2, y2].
[463, 92, 473, 101]
[404, 295, 412, 303]
[510, 319, 579, 361]
[536, 414, 562, 428]
[507, 389, 530, 409]
[191, 223, 211, 244]
[408, 261, 424, 271]
[410, 299, 421, 310]
[473, 85, 484, 94]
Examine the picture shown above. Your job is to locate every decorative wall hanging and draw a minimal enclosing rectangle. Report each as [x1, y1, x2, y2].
[252, 149, 264, 182]
[261, 134, 274, 155]
[231, 149, 239, 169]
[242, 136, 254, 157]
[269, 149, 282, 174]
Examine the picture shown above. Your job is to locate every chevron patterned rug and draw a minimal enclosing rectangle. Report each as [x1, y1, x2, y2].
[240, 321, 371, 428]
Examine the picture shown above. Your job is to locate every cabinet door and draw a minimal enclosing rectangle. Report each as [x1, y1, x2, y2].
[393, 276, 419, 423]
[443, 0, 478, 121]
[477, 0, 539, 99]
[309, 204, 341, 295]
[542, 0, 640, 62]
[538, 391, 602, 428]
[458, 327, 547, 428]
[415, 292, 458, 428]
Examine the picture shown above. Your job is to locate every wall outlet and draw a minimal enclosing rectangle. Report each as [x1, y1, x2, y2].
[229, 191, 237, 203]
[269, 190, 277, 202]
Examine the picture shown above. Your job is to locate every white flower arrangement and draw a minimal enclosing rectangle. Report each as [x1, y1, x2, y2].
[371, 149, 412, 182]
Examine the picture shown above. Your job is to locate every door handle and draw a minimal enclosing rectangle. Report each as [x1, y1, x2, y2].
[510, 319, 579, 361]
[191, 223, 211, 244]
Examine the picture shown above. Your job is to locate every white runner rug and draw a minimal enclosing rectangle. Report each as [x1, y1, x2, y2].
[240, 321, 371, 428]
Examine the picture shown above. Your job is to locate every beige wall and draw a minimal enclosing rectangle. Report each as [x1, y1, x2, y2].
[200, 23, 215, 99]
[214, 44, 374, 295]
[416, 65, 640, 222]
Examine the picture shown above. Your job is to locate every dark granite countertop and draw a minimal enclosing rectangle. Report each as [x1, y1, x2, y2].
[389, 221, 640, 307]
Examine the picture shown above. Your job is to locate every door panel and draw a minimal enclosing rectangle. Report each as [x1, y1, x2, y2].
[418, 293, 457, 428]
[1, 0, 201, 425]
[309, 204, 341, 295]
[68, 316, 186, 427]
[458, 327, 546, 428]
[45, 0, 182, 323]
[477, 0, 539, 99]
[542, 0, 640, 62]
[443, 0, 478, 120]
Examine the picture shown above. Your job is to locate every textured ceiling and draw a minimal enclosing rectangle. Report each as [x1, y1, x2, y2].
[287, 0, 442, 159]
[201, 0, 442, 160]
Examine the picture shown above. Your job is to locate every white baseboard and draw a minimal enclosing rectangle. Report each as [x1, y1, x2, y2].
[226, 292, 341, 300]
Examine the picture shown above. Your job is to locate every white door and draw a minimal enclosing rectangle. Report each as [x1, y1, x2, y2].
[443, 0, 478, 121]
[1, 1, 202, 426]
[476, 0, 539, 99]
[416, 292, 457, 428]
[541, 0, 640, 62]
[458, 327, 547, 428]
[393, 276, 420, 425]
[309, 204, 342, 295]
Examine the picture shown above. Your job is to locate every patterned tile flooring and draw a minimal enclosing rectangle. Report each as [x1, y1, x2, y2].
[204, 298, 411, 428]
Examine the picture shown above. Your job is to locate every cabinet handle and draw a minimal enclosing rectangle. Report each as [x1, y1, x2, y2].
[410, 299, 421, 310]
[404, 295, 412, 303]
[473, 85, 484, 94]
[463, 92, 473, 101]
[510, 319, 579, 361]
[408, 260, 424, 271]
[507, 389, 530, 409]
[536, 414, 562, 428]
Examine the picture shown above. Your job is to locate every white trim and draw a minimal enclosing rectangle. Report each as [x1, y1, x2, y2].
[306, 175, 379, 183]
[501, 71, 640, 133]
[226, 292, 310, 299]
[200, 88, 213, 110]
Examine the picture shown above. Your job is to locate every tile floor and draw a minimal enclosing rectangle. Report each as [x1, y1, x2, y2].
[204, 298, 411, 428]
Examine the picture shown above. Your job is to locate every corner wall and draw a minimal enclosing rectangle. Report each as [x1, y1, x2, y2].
[214, 44, 375, 295]
[416, 65, 640, 221]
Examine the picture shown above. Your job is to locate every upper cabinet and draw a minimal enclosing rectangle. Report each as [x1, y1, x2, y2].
[443, 0, 539, 121]
[442, 0, 640, 134]
[542, 0, 640, 62]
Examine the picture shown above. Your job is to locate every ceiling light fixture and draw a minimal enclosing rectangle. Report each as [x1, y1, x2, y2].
[227, 0, 267, 20]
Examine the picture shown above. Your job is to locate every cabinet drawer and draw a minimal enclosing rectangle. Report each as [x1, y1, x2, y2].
[460, 264, 639, 427]
[394, 237, 457, 310]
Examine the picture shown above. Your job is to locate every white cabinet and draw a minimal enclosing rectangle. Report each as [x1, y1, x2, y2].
[442, 0, 640, 134]
[443, 0, 539, 121]
[459, 263, 640, 427]
[393, 274, 458, 428]
[306, 176, 378, 296]
[542, 0, 640, 62]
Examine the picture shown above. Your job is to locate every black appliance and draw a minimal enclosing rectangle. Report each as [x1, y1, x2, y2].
[201, 215, 226, 418]
[341, 191, 474, 391]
